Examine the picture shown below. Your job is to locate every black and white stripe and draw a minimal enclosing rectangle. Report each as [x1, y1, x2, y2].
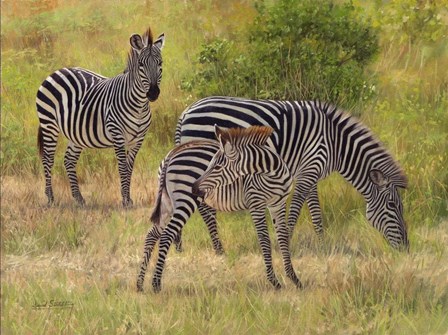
[137, 126, 302, 292]
[175, 96, 409, 250]
[36, 27, 164, 207]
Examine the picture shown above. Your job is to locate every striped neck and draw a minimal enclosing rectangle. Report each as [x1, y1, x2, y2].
[240, 145, 287, 179]
[123, 49, 148, 106]
[328, 107, 403, 197]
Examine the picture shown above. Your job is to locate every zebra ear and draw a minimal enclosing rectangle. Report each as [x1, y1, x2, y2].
[369, 169, 388, 187]
[154, 33, 165, 49]
[130, 34, 145, 51]
[215, 125, 233, 156]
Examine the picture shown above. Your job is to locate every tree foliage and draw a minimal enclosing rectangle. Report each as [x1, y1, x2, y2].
[183, 0, 380, 108]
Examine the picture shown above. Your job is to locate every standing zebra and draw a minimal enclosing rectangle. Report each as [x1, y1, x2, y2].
[137, 126, 302, 292]
[36, 27, 164, 207]
[175, 96, 409, 250]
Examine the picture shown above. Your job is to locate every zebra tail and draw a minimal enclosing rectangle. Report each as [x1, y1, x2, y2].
[37, 125, 44, 158]
[150, 159, 169, 225]
[174, 114, 184, 145]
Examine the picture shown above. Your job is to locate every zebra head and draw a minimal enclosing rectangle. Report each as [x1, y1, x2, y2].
[130, 27, 165, 102]
[366, 169, 409, 251]
[192, 125, 274, 199]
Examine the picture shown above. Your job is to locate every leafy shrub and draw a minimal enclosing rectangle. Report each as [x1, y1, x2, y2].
[183, 0, 379, 108]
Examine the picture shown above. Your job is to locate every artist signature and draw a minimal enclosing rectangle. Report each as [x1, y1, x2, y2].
[32, 300, 74, 309]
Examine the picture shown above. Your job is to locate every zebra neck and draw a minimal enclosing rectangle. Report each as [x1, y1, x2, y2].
[122, 70, 149, 108]
[241, 147, 286, 179]
[332, 115, 382, 197]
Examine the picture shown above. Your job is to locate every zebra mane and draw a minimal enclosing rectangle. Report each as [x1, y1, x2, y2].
[124, 26, 154, 74]
[142, 27, 154, 46]
[323, 102, 408, 188]
[219, 126, 274, 147]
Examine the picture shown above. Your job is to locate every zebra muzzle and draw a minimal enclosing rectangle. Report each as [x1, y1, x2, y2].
[147, 86, 160, 102]
[191, 181, 205, 198]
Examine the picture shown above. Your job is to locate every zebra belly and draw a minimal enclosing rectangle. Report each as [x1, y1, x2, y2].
[37, 67, 114, 148]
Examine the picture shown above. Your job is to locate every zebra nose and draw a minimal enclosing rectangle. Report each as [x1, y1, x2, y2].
[191, 182, 205, 198]
[147, 85, 160, 102]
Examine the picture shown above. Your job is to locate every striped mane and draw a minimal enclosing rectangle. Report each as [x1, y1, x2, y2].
[220, 126, 274, 147]
[324, 103, 408, 188]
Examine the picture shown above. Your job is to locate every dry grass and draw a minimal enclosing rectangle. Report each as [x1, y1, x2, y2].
[2, 175, 447, 334]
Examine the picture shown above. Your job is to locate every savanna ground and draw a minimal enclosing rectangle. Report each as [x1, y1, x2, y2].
[1, 1, 448, 334]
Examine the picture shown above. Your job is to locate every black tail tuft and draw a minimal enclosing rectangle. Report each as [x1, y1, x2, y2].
[37, 125, 44, 158]
[150, 191, 162, 225]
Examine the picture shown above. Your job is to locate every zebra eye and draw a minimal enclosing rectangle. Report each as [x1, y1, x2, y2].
[388, 201, 396, 209]
[138, 61, 144, 67]
[214, 165, 223, 171]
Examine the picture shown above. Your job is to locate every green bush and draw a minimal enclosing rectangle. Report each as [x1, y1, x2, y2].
[183, 0, 379, 108]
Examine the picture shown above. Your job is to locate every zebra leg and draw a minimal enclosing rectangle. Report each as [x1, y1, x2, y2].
[174, 229, 183, 252]
[198, 204, 224, 254]
[250, 206, 281, 289]
[113, 141, 133, 208]
[306, 184, 324, 242]
[39, 126, 59, 205]
[270, 203, 302, 289]
[152, 217, 185, 293]
[124, 140, 144, 207]
[287, 178, 316, 237]
[64, 142, 85, 205]
[136, 225, 163, 292]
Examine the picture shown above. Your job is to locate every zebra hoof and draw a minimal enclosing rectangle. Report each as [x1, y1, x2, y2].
[271, 281, 282, 290]
[75, 197, 86, 207]
[136, 282, 144, 293]
[152, 279, 161, 293]
[123, 198, 134, 208]
[214, 248, 225, 255]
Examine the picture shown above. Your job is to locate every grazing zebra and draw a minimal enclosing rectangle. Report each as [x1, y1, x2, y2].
[36, 27, 164, 207]
[175, 96, 409, 250]
[137, 126, 302, 292]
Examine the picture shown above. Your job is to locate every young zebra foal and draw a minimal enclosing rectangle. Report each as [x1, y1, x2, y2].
[137, 126, 302, 292]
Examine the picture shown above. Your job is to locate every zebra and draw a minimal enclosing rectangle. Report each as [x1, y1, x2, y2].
[175, 96, 409, 250]
[36, 27, 164, 207]
[137, 125, 302, 292]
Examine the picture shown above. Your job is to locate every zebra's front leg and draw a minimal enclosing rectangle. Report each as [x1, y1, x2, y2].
[64, 142, 85, 206]
[306, 184, 324, 242]
[250, 206, 281, 289]
[270, 203, 302, 289]
[287, 178, 315, 237]
[113, 141, 133, 208]
[124, 140, 144, 208]
[137, 225, 163, 292]
[152, 219, 183, 293]
[198, 204, 224, 254]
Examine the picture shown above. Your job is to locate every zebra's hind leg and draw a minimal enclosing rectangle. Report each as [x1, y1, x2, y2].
[270, 203, 302, 289]
[174, 229, 183, 252]
[64, 142, 85, 206]
[137, 225, 163, 292]
[198, 204, 224, 254]
[152, 216, 185, 293]
[38, 125, 59, 205]
[306, 184, 324, 243]
[250, 206, 281, 290]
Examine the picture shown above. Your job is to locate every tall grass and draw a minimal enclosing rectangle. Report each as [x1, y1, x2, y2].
[1, 0, 447, 334]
